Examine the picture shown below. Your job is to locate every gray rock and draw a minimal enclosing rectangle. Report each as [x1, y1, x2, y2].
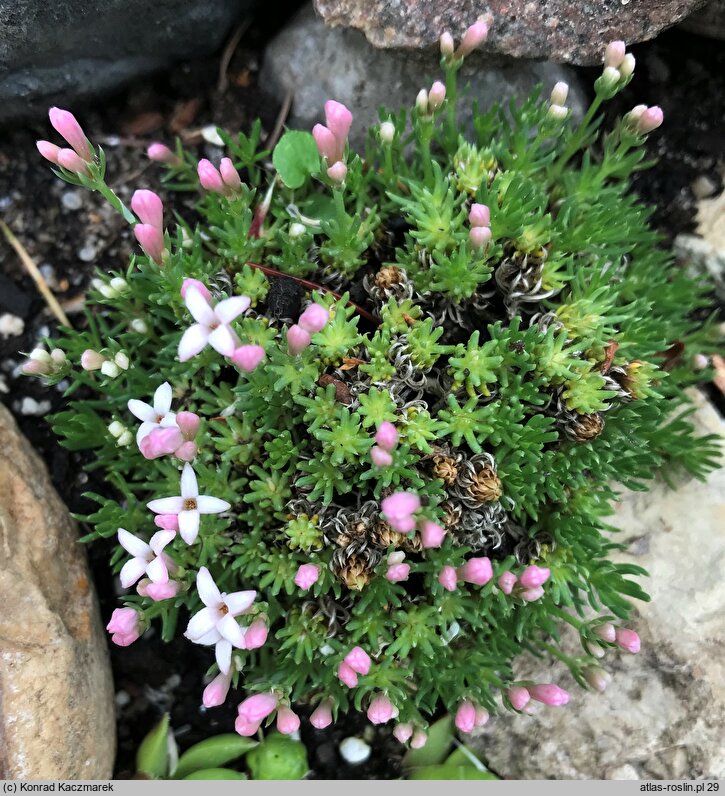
[262, 5, 586, 147]
[0, 0, 251, 123]
[470, 390, 725, 779]
[314, 0, 709, 65]
[681, 0, 725, 38]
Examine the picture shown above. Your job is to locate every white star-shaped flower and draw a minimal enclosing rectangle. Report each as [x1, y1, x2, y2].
[128, 382, 178, 445]
[178, 286, 250, 362]
[118, 528, 176, 588]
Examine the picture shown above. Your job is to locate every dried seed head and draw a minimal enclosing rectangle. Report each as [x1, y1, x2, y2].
[330, 545, 381, 591]
[374, 265, 406, 289]
[431, 453, 460, 485]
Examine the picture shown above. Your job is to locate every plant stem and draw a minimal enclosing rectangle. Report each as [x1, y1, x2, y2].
[549, 94, 604, 182]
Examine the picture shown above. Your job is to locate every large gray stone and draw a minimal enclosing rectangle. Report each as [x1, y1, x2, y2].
[681, 0, 725, 38]
[0, 0, 251, 123]
[314, 0, 708, 65]
[471, 390, 725, 779]
[262, 5, 586, 147]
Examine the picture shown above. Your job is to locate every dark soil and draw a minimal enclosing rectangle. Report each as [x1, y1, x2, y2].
[0, 13, 722, 779]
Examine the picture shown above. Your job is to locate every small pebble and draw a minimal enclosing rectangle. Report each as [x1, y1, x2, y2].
[78, 244, 97, 262]
[691, 175, 717, 200]
[62, 191, 83, 210]
[0, 375, 8, 394]
[115, 690, 131, 708]
[0, 313, 25, 338]
[339, 737, 371, 765]
[19, 397, 52, 416]
[39, 263, 59, 289]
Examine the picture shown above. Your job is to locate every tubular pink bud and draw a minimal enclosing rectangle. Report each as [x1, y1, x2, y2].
[312, 124, 338, 162]
[276, 707, 300, 735]
[419, 520, 445, 549]
[367, 694, 398, 725]
[81, 349, 105, 371]
[324, 100, 353, 148]
[133, 223, 165, 265]
[456, 18, 489, 58]
[237, 692, 278, 724]
[381, 492, 421, 533]
[294, 563, 320, 590]
[615, 628, 641, 654]
[475, 707, 490, 727]
[310, 700, 334, 729]
[469, 226, 492, 250]
[298, 303, 330, 334]
[337, 661, 358, 688]
[141, 579, 181, 601]
[375, 421, 398, 451]
[428, 81, 446, 111]
[519, 565, 550, 589]
[604, 40, 626, 68]
[21, 359, 49, 376]
[197, 158, 226, 193]
[36, 140, 61, 165]
[57, 148, 90, 175]
[584, 667, 611, 693]
[371, 446, 393, 467]
[49, 107, 91, 161]
[438, 565, 458, 592]
[528, 684, 570, 706]
[181, 278, 212, 303]
[455, 700, 477, 733]
[497, 571, 517, 595]
[326, 161, 348, 183]
[344, 646, 372, 676]
[459, 556, 493, 586]
[176, 411, 200, 440]
[637, 106, 664, 135]
[203, 671, 231, 708]
[235, 716, 262, 736]
[174, 441, 197, 461]
[147, 142, 181, 165]
[106, 607, 140, 647]
[220, 157, 242, 191]
[386, 563, 410, 583]
[594, 622, 616, 643]
[154, 514, 179, 531]
[507, 686, 531, 711]
[410, 730, 427, 749]
[440, 32, 455, 58]
[393, 722, 413, 744]
[468, 203, 490, 228]
[231, 344, 266, 373]
[287, 324, 312, 355]
[244, 619, 268, 650]
[139, 426, 185, 459]
[520, 586, 545, 602]
[131, 189, 164, 230]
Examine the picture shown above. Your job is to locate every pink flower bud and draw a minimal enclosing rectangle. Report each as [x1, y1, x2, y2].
[428, 81, 446, 111]
[175, 411, 200, 440]
[371, 446, 393, 467]
[147, 142, 181, 165]
[276, 706, 300, 735]
[367, 694, 398, 725]
[497, 571, 517, 595]
[459, 557, 493, 586]
[584, 667, 611, 693]
[507, 686, 531, 711]
[469, 226, 492, 250]
[231, 344, 266, 373]
[287, 324, 312, 355]
[298, 303, 330, 334]
[237, 692, 278, 724]
[57, 148, 90, 175]
[520, 586, 545, 602]
[197, 158, 226, 193]
[49, 107, 91, 161]
[324, 100, 353, 148]
[81, 349, 105, 371]
[528, 684, 570, 706]
[419, 520, 445, 549]
[312, 124, 338, 162]
[594, 622, 616, 643]
[637, 106, 663, 135]
[310, 700, 334, 729]
[410, 730, 428, 749]
[36, 140, 61, 165]
[393, 723, 413, 744]
[220, 157, 242, 191]
[148, 580, 181, 601]
[326, 161, 348, 183]
[475, 707, 490, 727]
[375, 421, 398, 451]
[344, 646, 372, 676]
[294, 563, 321, 591]
[235, 716, 261, 736]
[106, 607, 140, 646]
[174, 441, 197, 461]
[337, 661, 358, 688]
[131, 189, 163, 230]
[438, 565, 458, 592]
[455, 700, 477, 733]
[386, 563, 410, 583]
[154, 514, 179, 531]
[604, 40, 626, 68]
[468, 203, 490, 228]
[139, 426, 185, 459]
[615, 628, 641, 654]
[133, 223, 165, 264]
[21, 359, 49, 376]
[181, 278, 212, 303]
[440, 31, 455, 58]
[203, 670, 231, 708]
[381, 491, 421, 533]
[243, 618, 268, 650]
[519, 565, 550, 589]
[456, 18, 489, 58]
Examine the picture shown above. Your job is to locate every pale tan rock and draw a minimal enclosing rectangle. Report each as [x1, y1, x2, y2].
[472, 391, 725, 779]
[0, 403, 115, 778]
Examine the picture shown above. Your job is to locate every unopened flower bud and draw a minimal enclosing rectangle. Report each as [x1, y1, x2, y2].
[337, 661, 358, 688]
[600, 66, 621, 90]
[197, 159, 226, 194]
[108, 421, 125, 438]
[594, 622, 616, 643]
[455, 700, 477, 733]
[367, 694, 398, 725]
[550, 81, 569, 106]
[456, 18, 489, 58]
[519, 564, 550, 589]
[131, 190, 163, 230]
[468, 203, 491, 228]
[237, 692, 278, 725]
[637, 106, 663, 135]
[299, 303, 329, 334]
[379, 121, 396, 144]
[604, 40, 626, 68]
[438, 565, 458, 592]
[147, 142, 181, 165]
[371, 446, 393, 467]
[375, 421, 398, 451]
[310, 700, 334, 729]
[326, 161, 347, 183]
[458, 556, 493, 586]
[416, 89, 429, 114]
[57, 148, 90, 176]
[548, 104, 569, 121]
[619, 53, 636, 78]
[219, 157, 242, 192]
[584, 667, 612, 692]
[289, 222, 307, 238]
[344, 646, 372, 676]
[81, 349, 105, 371]
[49, 107, 91, 161]
[692, 353, 709, 370]
[469, 226, 492, 249]
[528, 683, 570, 706]
[410, 730, 427, 749]
[393, 722, 413, 744]
[276, 706, 300, 735]
[475, 707, 490, 727]
[615, 627, 641, 653]
[101, 360, 120, 378]
[114, 352, 130, 370]
[133, 223, 165, 265]
[440, 31, 455, 59]
[428, 81, 446, 111]
[202, 671, 231, 708]
[507, 686, 530, 711]
[497, 570, 517, 595]
[294, 563, 320, 590]
[287, 324, 312, 355]
[381, 491, 420, 533]
[50, 348, 66, 366]
[419, 520, 445, 549]
[231, 344, 266, 373]
[584, 641, 606, 659]
[130, 318, 148, 334]
[106, 607, 140, 646]
[180, 278, 212, 303]
[36, 140, 61, 165]
[386, 561, 410, 583]
[117, 430, 133, 447]
[520, 585, 545, 601]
